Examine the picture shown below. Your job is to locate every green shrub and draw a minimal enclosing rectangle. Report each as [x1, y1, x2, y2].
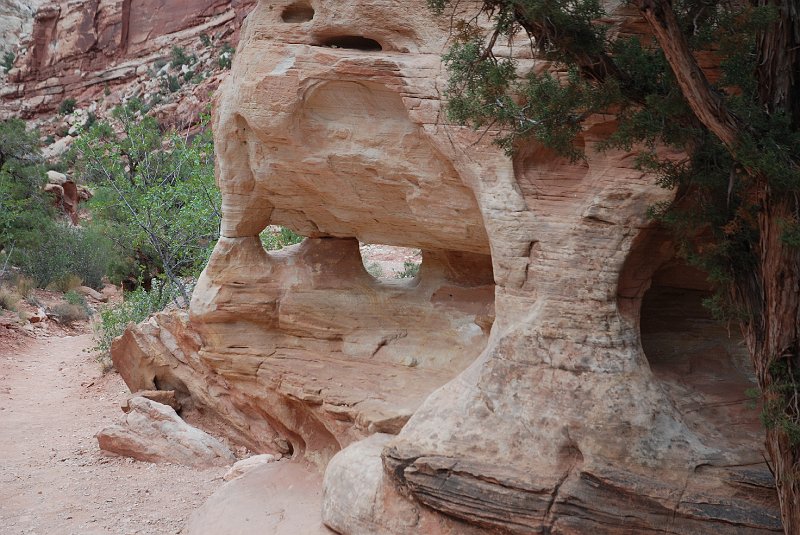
[260, 227, 304, 251]
[20, 223, 114, 290]
[199, 33, 212, 47]
[162, 74, 182, 93]
[396, 261, 421, 279]
[2, 51, 15, 73]
[218, 43, 235, 69]
[93, 279, 179, 357]
[64, 289, 87, 307]
[170, 46, 196, 69]
[58, 98, 76, 116]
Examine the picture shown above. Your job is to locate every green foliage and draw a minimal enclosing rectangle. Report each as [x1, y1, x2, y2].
[72, 99, 221, 301]
[396, 261, 421, 279]
[1, 51, 15, 73]
[19, 223, 114, 290]
[200, 33, 212, 47]
[64, 289, 87, 307]
[757, 360, 800, 447]
[0, 118, 49, 255]
[93, 279, 178, 356]
[170, 46, 196, 69]
[58, 98, 76, 116]
[260, 227, 304, 250]
[162, 74, 182, 93]
[218, 43, 235, 70]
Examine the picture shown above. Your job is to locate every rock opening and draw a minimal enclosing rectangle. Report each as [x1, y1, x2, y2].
[281, 2, 314, 23]
[319, 36, 382, 51]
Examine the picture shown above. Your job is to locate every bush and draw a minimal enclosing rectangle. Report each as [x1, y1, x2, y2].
[170, 46, 196, 69]
[365, 261, 383, 278]
[93, 279, 179, 356]
[260, 227, 304, 250]
[58, 98, 76, 116]
[0, 288, 18, 311]
[2, 51, 14, 73]
[396, 261, 421, 279]
[51, 303, 88, 325]
[64, 289, 87, 307]
[50, 274, 83, 293]
[12, 274, 35, 298]
[20, 223, 114, 290]
[0, 118, 49, 254]
[218, 43, 235, 69]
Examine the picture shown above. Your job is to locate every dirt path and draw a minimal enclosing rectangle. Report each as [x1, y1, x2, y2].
[0, 334, 226, 535]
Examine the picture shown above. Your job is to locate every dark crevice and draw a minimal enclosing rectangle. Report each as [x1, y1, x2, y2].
[281, 3, 314, 23]
[318, 35, 382, 51]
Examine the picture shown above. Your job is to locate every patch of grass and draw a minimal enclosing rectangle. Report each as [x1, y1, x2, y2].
[0, 288, 18, 311]
[49, 274, 83, 294]
[51, 303, 88, 325]
[12, 275, 35, 298]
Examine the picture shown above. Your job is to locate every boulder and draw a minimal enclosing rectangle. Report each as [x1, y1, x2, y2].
[76, 286, 106, 302]
[96, 396, 234, 468]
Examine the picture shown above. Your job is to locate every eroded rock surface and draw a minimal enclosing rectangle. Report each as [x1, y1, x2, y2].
[111, 0, 781, 532]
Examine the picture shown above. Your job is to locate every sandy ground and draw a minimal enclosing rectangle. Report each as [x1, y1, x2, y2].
[0, 333, 227, 535]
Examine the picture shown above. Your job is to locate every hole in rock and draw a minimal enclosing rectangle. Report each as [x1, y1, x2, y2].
[260, 226, 305, 251]
[281, 2, 314, 23]
[639, 260, 761, 446]
[318, 36, 383, 51]
[360, 243, 421, 280]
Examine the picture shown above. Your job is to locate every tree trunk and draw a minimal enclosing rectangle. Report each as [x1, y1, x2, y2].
[637, 0, 800, 531]
[743, 193, 800, 531]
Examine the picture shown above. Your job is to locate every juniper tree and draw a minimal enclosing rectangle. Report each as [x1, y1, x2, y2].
[429, 0, 800, 529]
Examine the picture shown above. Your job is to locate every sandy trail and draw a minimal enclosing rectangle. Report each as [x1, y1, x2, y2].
[0, 334, 225, 535]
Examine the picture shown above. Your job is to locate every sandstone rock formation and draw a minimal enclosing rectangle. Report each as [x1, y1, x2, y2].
[0, 0, 44, 59]
[43, 170, 91, 224]
[187, 460, 333, 535]
[96, 396, 234, 467]
[0, 0, 255, 120]
[112, 0, 782, 532]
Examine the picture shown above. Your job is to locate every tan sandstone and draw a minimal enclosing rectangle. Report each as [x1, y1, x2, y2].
[112, 1, 782, 533]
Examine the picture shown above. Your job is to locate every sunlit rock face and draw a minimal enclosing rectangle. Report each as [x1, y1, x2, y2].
[123, 0, 781, 532]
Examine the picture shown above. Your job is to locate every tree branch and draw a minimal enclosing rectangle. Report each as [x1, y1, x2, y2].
[638, 0, 741, 150]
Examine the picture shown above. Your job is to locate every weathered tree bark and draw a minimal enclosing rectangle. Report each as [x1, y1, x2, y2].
[638, 0, 800, 531]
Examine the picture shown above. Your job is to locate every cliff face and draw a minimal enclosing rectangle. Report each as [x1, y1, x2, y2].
[0, 0, 44, 57]
[0, 0, 254, 119]
[112, 0, 781, 533]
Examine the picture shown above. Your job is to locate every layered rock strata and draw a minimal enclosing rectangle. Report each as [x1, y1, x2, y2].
[114, 0, 781, 532]
[0, 0, 255, 119]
